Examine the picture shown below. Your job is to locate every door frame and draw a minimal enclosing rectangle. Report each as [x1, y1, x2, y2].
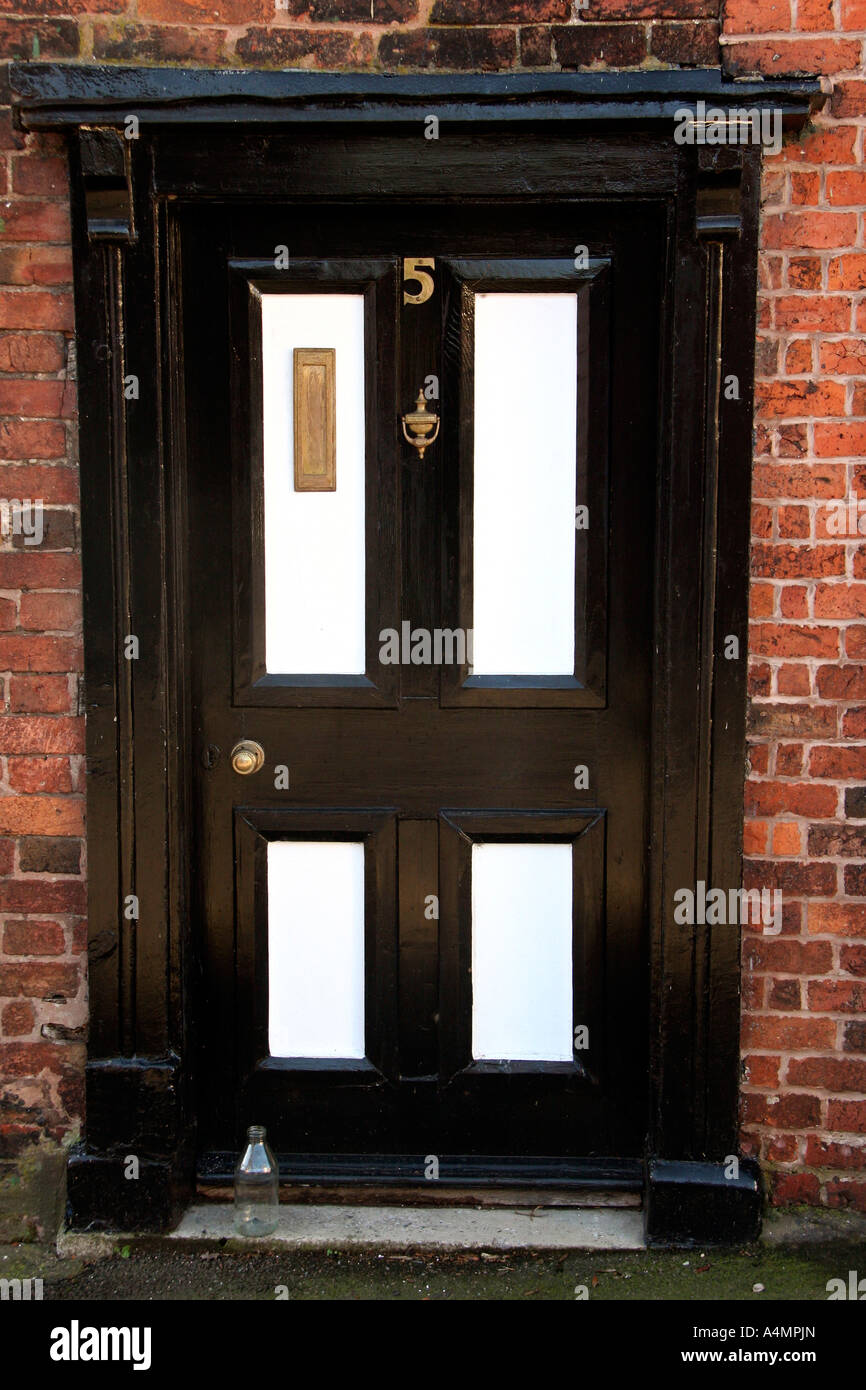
[10, 64, 822, 1243]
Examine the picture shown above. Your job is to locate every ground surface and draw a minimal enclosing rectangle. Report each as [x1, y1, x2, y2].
[2, 1236, 863, 1301]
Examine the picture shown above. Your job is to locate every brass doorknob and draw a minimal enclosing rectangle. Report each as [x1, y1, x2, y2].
[231, 740, 264, 775]
[401, 389, 440, 458]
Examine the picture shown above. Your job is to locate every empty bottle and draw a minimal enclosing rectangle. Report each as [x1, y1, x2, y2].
[234, 1124, 279, 1236]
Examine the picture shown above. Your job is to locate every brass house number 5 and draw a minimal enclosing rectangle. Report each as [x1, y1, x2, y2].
[403, 257, 435, 306]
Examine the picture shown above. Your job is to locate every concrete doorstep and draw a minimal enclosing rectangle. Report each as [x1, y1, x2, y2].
[60, 1203, 646, 1256]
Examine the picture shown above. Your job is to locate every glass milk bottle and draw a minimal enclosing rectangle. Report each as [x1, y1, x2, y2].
[234, 1124, 279, 1236]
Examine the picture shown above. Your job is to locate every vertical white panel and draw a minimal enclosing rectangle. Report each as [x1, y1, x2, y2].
[261, 293, 366, 674]
[472, 293, 577, 676]
[268, 840, 365, 1059]
[471, 842, 573, 1061]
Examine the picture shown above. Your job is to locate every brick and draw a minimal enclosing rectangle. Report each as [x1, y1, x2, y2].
[832, 82, 866, 119]
[0, 1000, 34, 1037]
[749, 583, 774, 618]
[770, 1172, 821, 1205]
[774, 297, 850, 332]
[584, 0, 714, 11]
[0, 838, 12, 875]
[749, 663, 772, 696]
[763, 211, 858, 252]
[783, 341, 812, 376]
[775, 744, 804, 776]
[815, 423, 866, 457]
[0, 879, 84, 913]
[0, 379, 67, 417]
[431, 0, 566, 17]
[2, 918, 65, 955]
[750, 624, 840, 658]
[0, 331, 65, 373]
[755, 379, 845, 417]
[779, 586, 809, 619]
[785, 127, 858, 166]
[828, 1100, 866, 1134]
[18, 836, 79, 874]
[808, 824, 866, 856]
[753, 501, 772, 534]
[10, 157, 68, 198]
[776, 424, 809, 457]
[649, 20, 718, 65]
[820, 340, 866, 375]
[0, 553, 80, 590]
[0, 464, 77, 504]
[743, 938, 832, 974]
[725, 39, 862, 77]
[746, 781, 838, 818]
[768, 978, 801, 1009]
[8, 675, 72, 714]
[747, 703, 837, 739]
[18, 592, 80, 632]
[0, 637, 82, 672]
[789, 169, 819, 205]
[6, 757, 74, 794]
[138, 0, 267, 19]
[771, 820, 801, 855]
[827, 170, 866, 207]
[841, 0, 866, 25]
[742, 1092, 821, 1128]
[788, 1057, 866, 1091]
[748, 743, 770, 775]
[0, 717, 82, 754]
[805, 1137, 866, 1169]
[744, 859, 836, 895]
[844, 1021, 866, 1051]
[846, 787, 866, 818]
[844, 864, 866, 895]
[93, 22, 229, 64]
[744, 819, 768, 855]
[798, 0, 834, 27]
[753, 465, 846, 500]
[808, 903, 866, 936]
[0, 419, 65, 458]
[815, 584, 866, 619]
[0, 797, 82, 836]
[0, 963, 79, 998]
[0, 291, 73, 331]
[829, 255, 866, 291]
[743, 1054, 781, 1088]
[289, 0, 416, 13]
[844, 708, 866, 738]
[741, 1015, 836, 1049]
[817, 666, 866, 700]
[810, 745, 866, 779]
[236, 27, 373, 68]
[826, 1180, 866, 1211]
[841, 944, 866, 976]
[763, 1134, 798, 1163]
[519, 25, 552, 65]
[777, 663, 811, 696]
[723, 0, 791, 31]
[0, 18, 79, 59]
[787, 257, 821, 290]
[550, 24, 646, 67]
[845, 628, 866, 660]
[0, 199, 70, 243]
[808, 980, 866, 1011]
[0, 246, 72, 286]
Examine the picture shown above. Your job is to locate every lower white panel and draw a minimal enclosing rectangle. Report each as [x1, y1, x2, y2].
[471, 842, 573, 1062]
[268, 840, 365, 1059]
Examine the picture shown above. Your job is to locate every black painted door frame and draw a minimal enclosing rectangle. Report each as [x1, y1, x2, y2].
[9, 64, 822, 1242]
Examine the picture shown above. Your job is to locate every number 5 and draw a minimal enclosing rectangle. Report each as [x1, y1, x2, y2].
[403, 257, 435, 306]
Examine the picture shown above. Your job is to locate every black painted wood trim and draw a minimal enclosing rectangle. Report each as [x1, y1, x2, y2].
[10, 64, 824, 129]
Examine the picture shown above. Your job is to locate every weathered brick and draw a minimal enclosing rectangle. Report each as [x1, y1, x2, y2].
[2, 918, 65, 955]
[18, 836, 80, 874]
[377, 26, 517, 68]
[551, 23, 646, 67]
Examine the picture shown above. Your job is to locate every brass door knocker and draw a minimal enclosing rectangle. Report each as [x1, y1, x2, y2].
[401, 389, 440, 458]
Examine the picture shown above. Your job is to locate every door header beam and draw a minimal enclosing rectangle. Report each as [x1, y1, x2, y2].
[9, 63, 824, 132]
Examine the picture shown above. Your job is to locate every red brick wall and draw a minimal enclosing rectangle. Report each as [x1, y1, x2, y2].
[1, 0, 866, 1232]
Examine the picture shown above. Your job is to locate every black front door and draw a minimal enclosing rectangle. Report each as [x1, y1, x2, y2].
[182, 199, 663, 1177]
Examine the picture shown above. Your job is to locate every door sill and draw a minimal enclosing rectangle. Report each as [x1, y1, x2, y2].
[173, 1202, 646, 1251]
[197, 1183, 641, 1209]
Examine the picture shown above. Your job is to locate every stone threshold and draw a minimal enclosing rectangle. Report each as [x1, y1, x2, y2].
[59, 1203, 646, 1256]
